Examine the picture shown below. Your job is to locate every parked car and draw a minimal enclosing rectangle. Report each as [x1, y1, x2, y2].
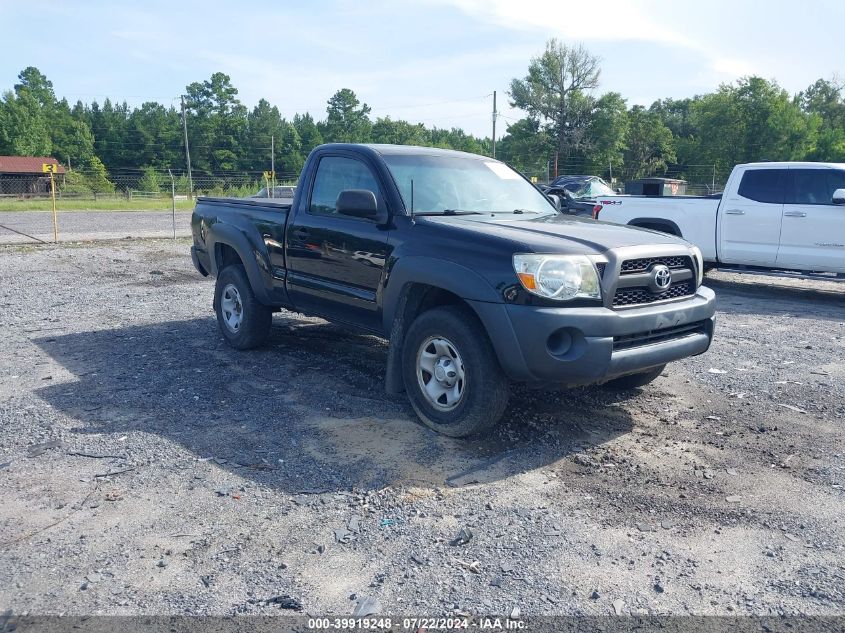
[252, 185, 296, 199]
[545, 176, 618, 217]
[592, 162, 845, 276]
[191, 144, 715, 437]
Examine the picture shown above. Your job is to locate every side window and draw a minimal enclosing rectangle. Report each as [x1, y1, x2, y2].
[826, 170, 845, 203]
[737, 169, 785, 204]
[309, 156, 380, 217]
[787, 169, 845, 205]
[788, 169, 829, 205]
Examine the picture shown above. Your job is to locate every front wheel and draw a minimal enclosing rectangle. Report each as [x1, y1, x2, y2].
[602, 364, 666, 390]
[402, 305, 509, 438]
[213, 265, 272, 350]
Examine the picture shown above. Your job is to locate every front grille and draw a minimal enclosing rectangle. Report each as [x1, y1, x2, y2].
[620, 256, 692, 274]
[613, 320, 709, 351]
[613, 281, 693, 307]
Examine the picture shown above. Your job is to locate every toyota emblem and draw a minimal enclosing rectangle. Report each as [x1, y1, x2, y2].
[651, 264, 672, 291]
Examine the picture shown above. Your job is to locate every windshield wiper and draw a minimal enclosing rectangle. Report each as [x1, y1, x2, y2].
[414, 209, 483, 216]
[486, 209, 542, 215]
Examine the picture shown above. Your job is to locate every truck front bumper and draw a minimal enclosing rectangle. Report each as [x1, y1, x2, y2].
[469, 286, 716, 385]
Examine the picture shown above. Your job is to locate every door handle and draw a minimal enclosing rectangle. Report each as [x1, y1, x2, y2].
[724, 209, 745, 215]
[291, 227, 309, 238]
[784, 211, 807, 217]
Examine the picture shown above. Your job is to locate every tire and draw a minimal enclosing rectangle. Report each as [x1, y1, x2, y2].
[402, 305, 509, 438]
[213, 265, 272, 350]
[602, 364, 666, 390]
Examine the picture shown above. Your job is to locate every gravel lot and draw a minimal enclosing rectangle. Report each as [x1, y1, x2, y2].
[0, 239, 843, 618]
[0, 211, 192, 244]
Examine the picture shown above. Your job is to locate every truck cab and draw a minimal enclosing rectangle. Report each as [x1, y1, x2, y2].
[593, 161, 845, 275]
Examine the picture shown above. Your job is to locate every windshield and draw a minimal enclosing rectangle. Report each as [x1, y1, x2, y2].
[382, 153, 557, 216]
[571, 178, 615, 199]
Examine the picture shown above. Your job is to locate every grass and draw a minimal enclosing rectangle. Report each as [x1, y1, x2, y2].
[0, 198, 197, 212]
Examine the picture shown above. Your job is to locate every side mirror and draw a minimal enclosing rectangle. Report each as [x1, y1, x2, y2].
[833, 188, 845, 205]
[548, 193, 562, 210]
[337, 189, 384, 221]
[563, 189, 575, 200]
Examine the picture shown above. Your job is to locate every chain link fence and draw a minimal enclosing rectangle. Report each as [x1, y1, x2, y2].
[516, 157, 729, 195]
[0, 160, 729, 245]
[0, 167, 300, 244]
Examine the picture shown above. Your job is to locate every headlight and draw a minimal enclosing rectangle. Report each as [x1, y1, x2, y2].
[689, 245, 704, 287]
[512, 254, 601, 301]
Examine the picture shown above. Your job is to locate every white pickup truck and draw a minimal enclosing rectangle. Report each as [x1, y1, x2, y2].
[593, 162, 845, 276]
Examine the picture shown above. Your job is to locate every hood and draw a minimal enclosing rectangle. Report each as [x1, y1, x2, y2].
[421, 213, 688, 255]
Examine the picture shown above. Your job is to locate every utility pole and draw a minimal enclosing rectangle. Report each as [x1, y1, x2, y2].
[491, 91, 497, 159]
[181, 95, 193, 199]
[270, 134, 275, 198]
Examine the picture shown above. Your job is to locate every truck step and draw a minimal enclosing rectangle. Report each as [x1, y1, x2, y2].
[711, 266, 845, 283]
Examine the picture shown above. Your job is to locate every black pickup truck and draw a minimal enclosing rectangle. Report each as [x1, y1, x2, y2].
[191, 144, 716, 437]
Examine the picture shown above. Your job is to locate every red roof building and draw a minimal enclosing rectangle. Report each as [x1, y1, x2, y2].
[0, 156, 66, 175]
[0, 156, 66, 195]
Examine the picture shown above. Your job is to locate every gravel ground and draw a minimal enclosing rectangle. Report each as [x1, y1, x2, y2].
[0, 211, 192, 244]
[0, 239, 843, 618]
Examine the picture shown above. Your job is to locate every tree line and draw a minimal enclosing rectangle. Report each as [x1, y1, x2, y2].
[1, 39, 843, 194]
[501, 40, 845, 188]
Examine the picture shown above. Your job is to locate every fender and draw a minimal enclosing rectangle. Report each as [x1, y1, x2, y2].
[206, 223, 274, 305]
[627, 217, 683, 238]
[381, 256, 504, 394]
[381, 255, 502, 333]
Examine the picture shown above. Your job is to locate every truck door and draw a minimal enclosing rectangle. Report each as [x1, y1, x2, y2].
[776, 168, 845, 273]
[718, 168, 786, 265]
[285, 153, 392, 331]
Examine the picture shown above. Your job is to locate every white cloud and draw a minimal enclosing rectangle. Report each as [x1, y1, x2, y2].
[434, 0, 755, 82]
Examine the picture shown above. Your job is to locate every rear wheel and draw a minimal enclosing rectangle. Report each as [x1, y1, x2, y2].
[213, 265, 272, 350]
[602, 364, 666, 390]
[402, 305, 509, 438]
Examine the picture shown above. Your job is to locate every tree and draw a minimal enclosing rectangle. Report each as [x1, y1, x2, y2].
[0, 90, 51, 155]
[371, 117, 428, 146]
[11, 68, 99, 169]
[51, 99, 95, 167]
[799, 78, 845, 127]
[85, 155, 115, 193]
[497, 118, 553, 177]
[242, 99, 283, 172]
[623, 106, 676, 178]
[185, 72, 247, 173]
[509, 39, 601, 158]
[293, 112, 323, 155]
[692, 77, 815, 167]
[137, 166, 162, 193]
[14, 67, 56, 111]
[89, 99, 132, 170]
[587, 92, 628, 176]
[128, 102, 182, 169]
[429, 127, 488, 154]
[320, 89, 371, 143]
[276, 120, 304, 177]
[799, 78, 845, 161]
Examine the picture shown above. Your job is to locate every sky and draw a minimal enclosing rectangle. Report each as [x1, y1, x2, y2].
[1, 0, 843, 138]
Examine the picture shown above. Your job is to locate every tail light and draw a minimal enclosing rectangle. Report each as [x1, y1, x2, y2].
[592, 205, 602, 219]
